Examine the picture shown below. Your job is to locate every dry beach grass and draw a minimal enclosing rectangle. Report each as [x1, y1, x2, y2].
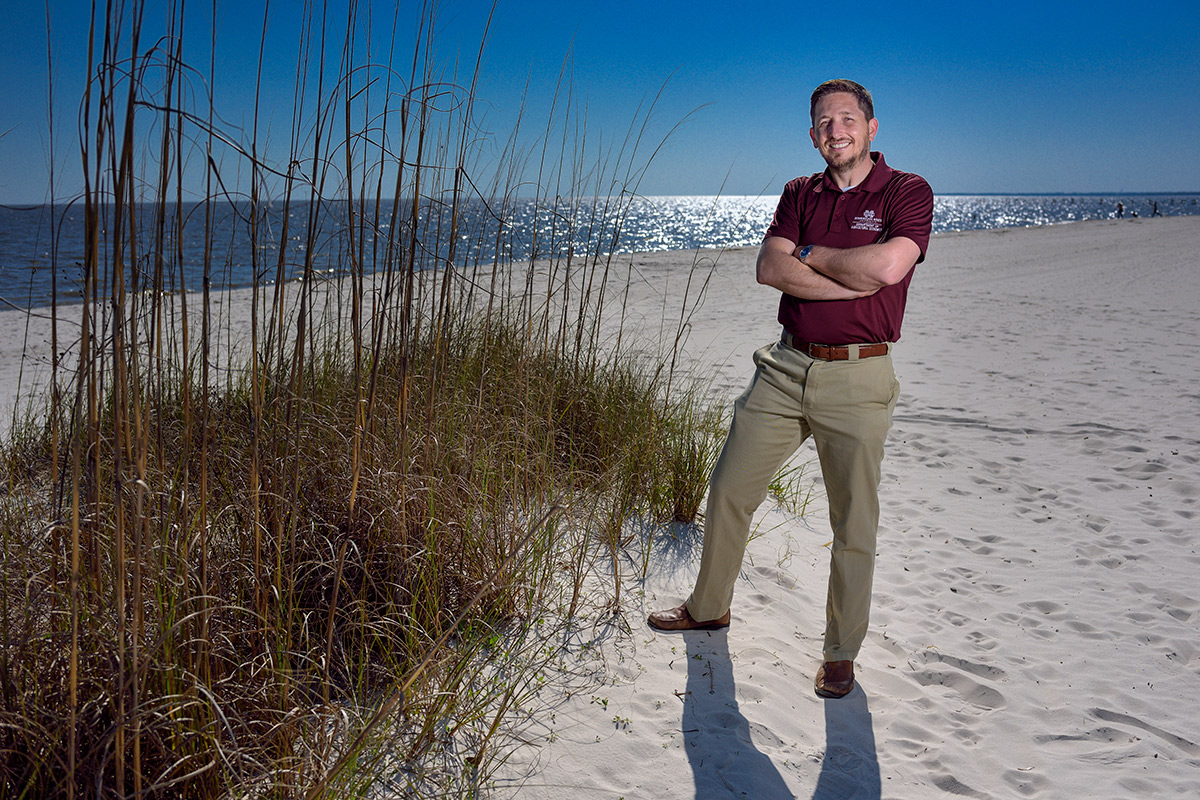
[0, 3, 722, 796]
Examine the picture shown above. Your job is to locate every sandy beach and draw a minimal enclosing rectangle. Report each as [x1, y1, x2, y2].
[2, 216, 1198, 797]
[486, 215, 1200, 798]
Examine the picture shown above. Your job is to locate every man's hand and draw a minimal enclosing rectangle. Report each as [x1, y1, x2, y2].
[756, 237, 877, 300]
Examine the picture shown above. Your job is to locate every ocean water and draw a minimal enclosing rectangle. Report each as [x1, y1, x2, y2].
[1, 193, 1196, 309]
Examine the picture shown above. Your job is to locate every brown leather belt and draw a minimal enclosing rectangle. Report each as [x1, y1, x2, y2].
[783, 332, 890, 361]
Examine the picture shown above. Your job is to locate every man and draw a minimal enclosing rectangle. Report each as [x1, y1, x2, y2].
[648, 79, 933, 700]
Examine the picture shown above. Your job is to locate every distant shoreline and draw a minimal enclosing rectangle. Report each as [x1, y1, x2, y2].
[4, 214, 1196, 437]
[3, 193, 1199, 311]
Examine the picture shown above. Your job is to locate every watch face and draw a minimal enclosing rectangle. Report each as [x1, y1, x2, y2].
[800, 245, 813, 261]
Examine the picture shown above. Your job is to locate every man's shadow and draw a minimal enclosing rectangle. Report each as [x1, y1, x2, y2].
[681, 631, 880, 799]
[681, 631, 791, 798]
[812, 683, 881, 800]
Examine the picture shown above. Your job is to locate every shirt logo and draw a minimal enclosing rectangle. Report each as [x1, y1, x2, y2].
[851, 209, 883, 232]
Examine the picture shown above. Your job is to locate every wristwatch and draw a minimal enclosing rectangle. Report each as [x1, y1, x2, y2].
[798, 244, 814, 263]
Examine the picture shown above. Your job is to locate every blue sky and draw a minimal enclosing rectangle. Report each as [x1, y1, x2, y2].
[2, 0, 1198, 205]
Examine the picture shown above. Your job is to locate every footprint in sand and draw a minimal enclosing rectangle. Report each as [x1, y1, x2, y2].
[1128, 582, 1199, 622]
[906, 651, 1007, 710]
[1037, 709, 1200, 759]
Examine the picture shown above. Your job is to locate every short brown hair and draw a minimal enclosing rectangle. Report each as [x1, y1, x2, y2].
[810, 79, 874, 123]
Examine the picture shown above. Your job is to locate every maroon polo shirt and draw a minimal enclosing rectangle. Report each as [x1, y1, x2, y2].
[764, 151, 933, 344]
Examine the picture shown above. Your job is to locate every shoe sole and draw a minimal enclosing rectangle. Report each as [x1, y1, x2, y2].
[646, 618, 730, 632]
[814, 684, 854, 699]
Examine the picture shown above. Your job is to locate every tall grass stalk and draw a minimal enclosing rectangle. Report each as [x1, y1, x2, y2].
[1, 2, 724, 797]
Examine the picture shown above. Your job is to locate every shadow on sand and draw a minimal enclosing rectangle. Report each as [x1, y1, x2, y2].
[681, 631, 879, 799]
[812, 682, 881, 800]
[681, 630, 790, 798]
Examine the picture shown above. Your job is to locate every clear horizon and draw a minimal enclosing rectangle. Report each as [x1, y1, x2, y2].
[3, 1, 1198, 206]
[3, 190, 1199, 211]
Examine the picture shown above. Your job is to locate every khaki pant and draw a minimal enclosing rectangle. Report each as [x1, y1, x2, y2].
[686, 338, 899, 661]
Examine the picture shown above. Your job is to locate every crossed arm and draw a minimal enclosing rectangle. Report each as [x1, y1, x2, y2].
[755, 235, 922, 300]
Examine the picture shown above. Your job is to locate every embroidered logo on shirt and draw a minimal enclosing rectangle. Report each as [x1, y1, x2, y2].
[851, 209, 883, 232]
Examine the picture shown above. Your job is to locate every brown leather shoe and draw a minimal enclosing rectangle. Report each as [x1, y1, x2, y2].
[814, 660, 855, 698]
[647, 603, 730, 632]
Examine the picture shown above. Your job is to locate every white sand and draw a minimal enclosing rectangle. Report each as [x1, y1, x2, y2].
[489, 216, 1200, 798]
[3, 217, 1198, 797]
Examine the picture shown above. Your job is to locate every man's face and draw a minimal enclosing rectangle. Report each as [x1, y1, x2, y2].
[809, 92, 878, 173]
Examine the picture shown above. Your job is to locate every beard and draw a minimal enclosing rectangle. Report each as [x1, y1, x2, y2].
[821, 139, 871, 172]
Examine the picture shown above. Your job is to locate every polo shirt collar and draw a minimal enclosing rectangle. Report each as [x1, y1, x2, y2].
[813, 151, 892, 194]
